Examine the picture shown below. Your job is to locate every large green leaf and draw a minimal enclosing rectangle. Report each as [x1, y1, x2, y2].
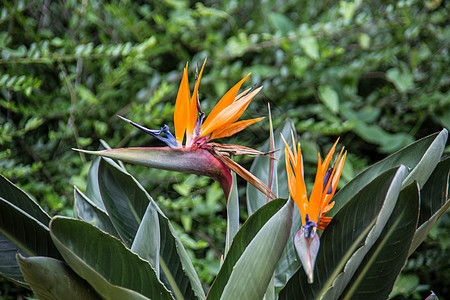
[338, 182, 420, 300]
[279, 166, 407, 299]
[50, 216, 172, 300]
[97, 158, 205, 300]
[0, 174, 50, 225]
[417, 157, 450, 227]
[17, 254, 101, 300]
[330, 129, 447, 217]
[0, 197, 61, 285]
[73, 186, 120, 238]
[132, 201, 206, 300]
[97, 158, 149, 246]
[219, 199, 294, 299]
[131, 201, 161, 279]
[409, 157, 450, 255]
[84, 140, 124, 210]
[207, 198, 289, 299]
[246, 118, 301, 286]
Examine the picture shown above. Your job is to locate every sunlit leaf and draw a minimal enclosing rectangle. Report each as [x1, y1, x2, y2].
[207, 198, 292, 299]
[97, 158, 205, 300]
[50, 216, 172, 300]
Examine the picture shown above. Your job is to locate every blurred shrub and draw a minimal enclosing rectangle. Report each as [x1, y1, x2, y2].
[0, 0, 448, 298]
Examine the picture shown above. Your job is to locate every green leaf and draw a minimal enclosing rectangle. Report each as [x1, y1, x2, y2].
[246, 118, 300, 287]
[97, 158, 149, 246]
[157, 209, 206, 300]
[403, 130, 448, 188]
[50, 216, 172, 300]
[225, 172, 239, 254]
[207, 198, 289, 299]
[299, 35, 320, 60]
[268, 12, 294, 34]
[386, 67, 414, 93]
[73, 187, 120, 238]
[418, 157, 450, 226]
[219, 199, 294, 299]
[318, 85, 339, 113]
[85, 140, 123, 210]
[98, 159, 205, 300]
[330, 129, 448, 217]
[0, 174, 51, 225]
[17, 254, 101, 300]
[279, 166, 407, 299]
[409, 157, 450, 255]
[0, 197, 61, 285]
[131, 201, 161, 279]
[338, 182, 420, 300]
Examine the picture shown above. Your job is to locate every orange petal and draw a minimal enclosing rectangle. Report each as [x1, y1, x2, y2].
[323, 150, 346, 205]
[283, 134, 308, 224]
[308, 154, 325, 223]
[202, 73, 251, 131]
[188, 59, 206, 135]
[317, 216, 332, 231]
[174, 63, 191, 145]
[235, 87, 252, 101]
[211, 117, 264, 140]
[321, 139, 339, 173]
[201, 87, 261, 138]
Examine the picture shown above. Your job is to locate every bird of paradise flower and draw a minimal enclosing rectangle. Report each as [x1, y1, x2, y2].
[75, 60, 275, 200]
[282, 133, 346, 283]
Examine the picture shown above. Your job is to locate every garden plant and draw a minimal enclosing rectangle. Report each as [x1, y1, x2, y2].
[1, 61, 449, 299]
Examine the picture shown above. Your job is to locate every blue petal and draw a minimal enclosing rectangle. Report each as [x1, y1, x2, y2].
[117, 115, 178, 148]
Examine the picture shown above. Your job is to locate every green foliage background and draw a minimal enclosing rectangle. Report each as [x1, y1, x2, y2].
[0, 0, 448, 298]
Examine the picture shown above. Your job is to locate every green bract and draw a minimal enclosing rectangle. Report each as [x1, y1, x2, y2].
[0, 128, 448, 299]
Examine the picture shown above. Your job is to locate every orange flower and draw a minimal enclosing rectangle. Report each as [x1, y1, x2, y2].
[173, 60, 264, 148]
[283, 133, 346, 232]
[79, 60, 274, 200]
[282, 133, 346, 283]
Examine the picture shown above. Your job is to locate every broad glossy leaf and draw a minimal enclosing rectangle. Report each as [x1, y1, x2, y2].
[73, 187, 120, 238]
[279, 166, 407, 299]
[0, 197, 61, 284]
[17, 254, 101, 300]
[157, 210, 206, 300]
[330, 129, 447, 217]
[225, 172, 239, 254]
[84, 140, 123, 210]
[207, 198, 289, 299]
[219, 199, 294, 299]
[98, 159, 205, 300]
[50, 216, 172, 300]
[97, 158, 149, 246]
[0, 174, 50, 225]
[338, 182, 420, 300]
[246, 118, 301, 286]
[409, 157, 450, 255]
[131, 201, 161, 279]
[418, 157, 450, 227]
